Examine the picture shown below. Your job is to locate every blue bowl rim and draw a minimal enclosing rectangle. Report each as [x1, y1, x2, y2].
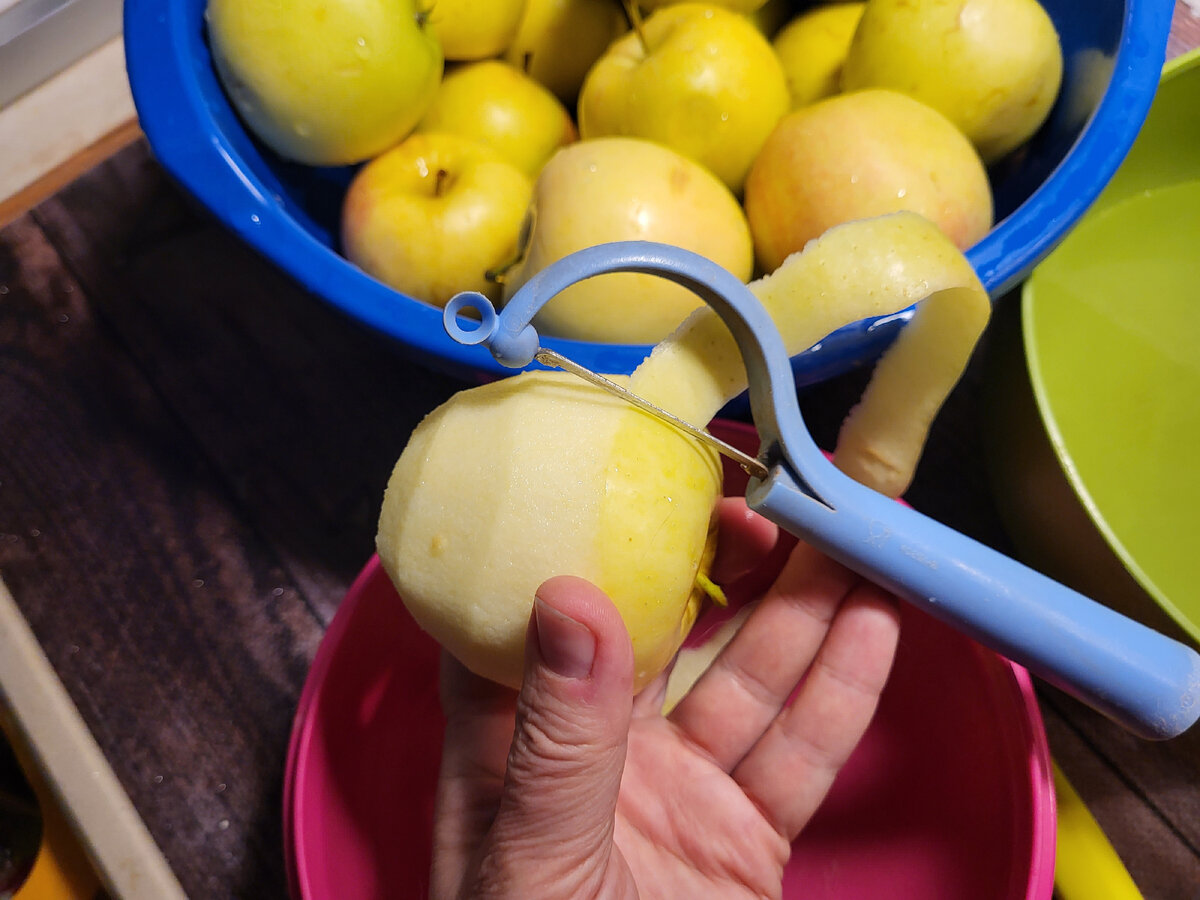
[122, 0, 1174, 386]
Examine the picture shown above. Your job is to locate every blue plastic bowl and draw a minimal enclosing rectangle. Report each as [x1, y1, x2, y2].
[123, 0, 1173, 385]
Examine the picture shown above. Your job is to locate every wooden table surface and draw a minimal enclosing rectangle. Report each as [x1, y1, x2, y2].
[3, 15, 1200, 900]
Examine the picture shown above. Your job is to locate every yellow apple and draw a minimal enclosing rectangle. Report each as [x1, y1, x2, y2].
[503, 0, 629, 105]
[746, 0, 792, 37]
[841, 0, 1063, 163]
[577, 3, 790, 194]
[377, 212, 990, 690]
[206, 0, 442, 166]
[416, 60, 577, 177]
[773, 2, 865, 108]
[341, 133, 532, 307]
[743, 89, 993, 273]
[639, 0, 768, 11]
[426, 0, 528, 60]
[500, 137, 754, 344]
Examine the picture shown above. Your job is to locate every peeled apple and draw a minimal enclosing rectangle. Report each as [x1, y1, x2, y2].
[377, 213, 990, 689]
[378, 373, 723, 689]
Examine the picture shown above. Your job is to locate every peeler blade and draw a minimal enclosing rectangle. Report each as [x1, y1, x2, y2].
[533, 348, 769, 480]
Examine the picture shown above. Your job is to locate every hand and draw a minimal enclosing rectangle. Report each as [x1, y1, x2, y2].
[431, 498, 902, 900]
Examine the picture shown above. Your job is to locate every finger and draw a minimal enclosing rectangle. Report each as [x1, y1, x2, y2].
[732, 582, 901, 842]
[661, 602, 754, 715]
[631, 657, 676, 719]
[430, 653, 517, 898]
[437, 650, 519, 782]
[668, 542, 863, 770]
[481, 575, 635, 890]
[710, 497, 782, 585]
[439, 650, 517, 743]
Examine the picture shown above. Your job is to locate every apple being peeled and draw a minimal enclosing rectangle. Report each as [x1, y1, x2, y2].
[416, 60, 576, 177]
[341, 134, 532, 307]
[377, 213, 990, 690]
[744, 89, 993, 273]
[501, 137, 753, 344]
[206, 0, 442, 166]
[773, 2, 865, 108]
[503, 0, 629, 105]
[578, 3, 790, 194]
[841, 0, 1062, 163]
[426, 0, 528, 60]
[379, 371, 724, 690]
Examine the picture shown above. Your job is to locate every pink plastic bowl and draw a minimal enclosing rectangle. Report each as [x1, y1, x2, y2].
[283, 421, 1055, 899]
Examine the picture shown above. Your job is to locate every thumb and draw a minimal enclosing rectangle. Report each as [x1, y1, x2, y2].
[486, 575, 635, 888]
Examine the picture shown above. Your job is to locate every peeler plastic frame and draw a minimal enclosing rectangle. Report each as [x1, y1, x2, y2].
[443, 241, 1200, 741]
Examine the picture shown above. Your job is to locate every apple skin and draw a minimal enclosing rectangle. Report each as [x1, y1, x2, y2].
[426, 0, 528, 60]
[341, 133, 532, 307]
[743, 89, 993, 272]
[416, 60, 577, 177]
[206, 0, 442, 166]
[502, 0, 629, 105]
[841, 0, 1063, 163]
[639, 0, 768, 11]
[577, 3, 790, 194]
[746, 0, 793, 37]
[501, 137, 754, 344]
[772, 2, 865, 108]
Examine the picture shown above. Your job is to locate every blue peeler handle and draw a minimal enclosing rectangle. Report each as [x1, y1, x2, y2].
[444, 241, 1200, 740]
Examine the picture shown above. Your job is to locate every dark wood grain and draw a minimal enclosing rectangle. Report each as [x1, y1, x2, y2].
[0, 146, 464, 898]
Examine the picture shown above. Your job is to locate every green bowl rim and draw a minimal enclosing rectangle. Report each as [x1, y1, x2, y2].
[1019, 46, 1200, 644]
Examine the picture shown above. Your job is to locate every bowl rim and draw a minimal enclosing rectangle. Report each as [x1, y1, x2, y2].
[284, 553, 1057, 900]
[1019, 46, 1200, 645]
[123, 0, 1173, 386]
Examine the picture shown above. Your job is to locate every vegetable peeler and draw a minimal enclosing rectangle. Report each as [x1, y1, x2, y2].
[442, 241, 1200, 741]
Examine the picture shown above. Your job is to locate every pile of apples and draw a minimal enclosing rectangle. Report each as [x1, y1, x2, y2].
[205, 0, 1033, 689]
[207, 0, 1062, 345]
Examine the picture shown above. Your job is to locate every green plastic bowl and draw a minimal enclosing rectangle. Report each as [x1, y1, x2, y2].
[985, 48, 1200, 647]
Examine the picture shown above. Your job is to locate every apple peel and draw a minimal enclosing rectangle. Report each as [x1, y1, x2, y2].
[652, 212, 988, 707]
[632, 211, 990, 497]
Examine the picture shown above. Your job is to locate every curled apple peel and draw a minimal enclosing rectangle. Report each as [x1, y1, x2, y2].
[376, 212, 989, 689]
[637, 211, 989, 498]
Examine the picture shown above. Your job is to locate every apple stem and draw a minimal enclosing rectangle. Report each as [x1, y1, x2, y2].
[621, 0, 649, 54]
[434, 168, 449, 197]
[486, 254, 520, 286]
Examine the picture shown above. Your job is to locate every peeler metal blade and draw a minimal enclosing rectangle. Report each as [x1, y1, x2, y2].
[532, 347, 768, 480]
